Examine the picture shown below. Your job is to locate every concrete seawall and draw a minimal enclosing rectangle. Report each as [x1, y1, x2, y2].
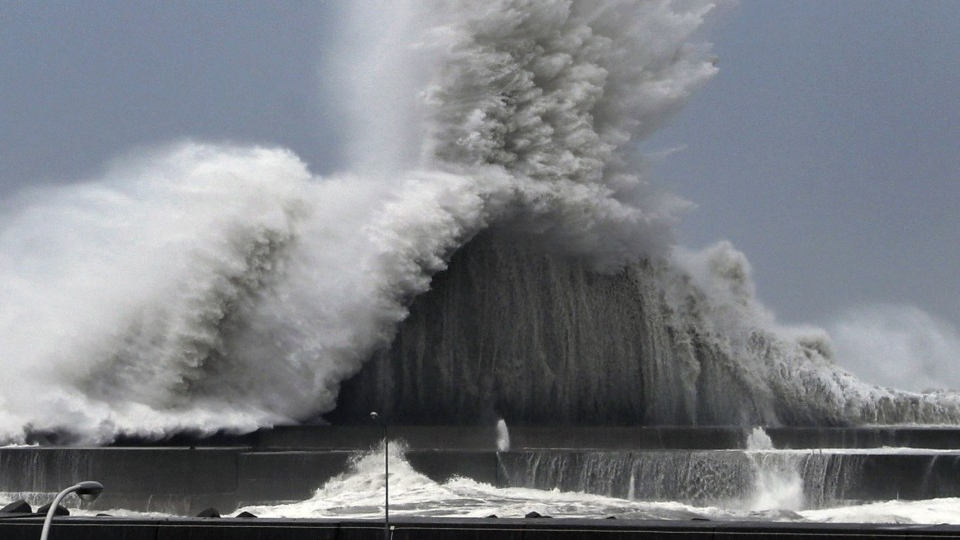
[4, 446, 960, 514]
[6, 427, 960, 515]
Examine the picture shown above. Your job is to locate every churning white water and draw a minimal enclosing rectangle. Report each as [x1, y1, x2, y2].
[743, 428, 804, 512]
[227, 448, 960, 524]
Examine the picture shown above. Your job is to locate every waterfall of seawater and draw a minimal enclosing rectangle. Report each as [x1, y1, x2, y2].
[330, 231, 960, 427]
[497, 445, 865, 510]
[744, 427, 803, 511]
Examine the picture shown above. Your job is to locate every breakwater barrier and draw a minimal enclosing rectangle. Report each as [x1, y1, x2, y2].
[4, 426, 960, 515]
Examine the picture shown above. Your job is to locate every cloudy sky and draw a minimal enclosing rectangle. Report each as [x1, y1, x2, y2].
[2, 1, 958, 389]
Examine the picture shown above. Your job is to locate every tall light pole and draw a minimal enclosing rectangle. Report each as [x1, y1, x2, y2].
[40, 481, 103, 540]
[369, 411, 389, 540]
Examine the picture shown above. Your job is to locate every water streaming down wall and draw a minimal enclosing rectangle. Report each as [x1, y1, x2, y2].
[331, 230, 734, 425]
[496, 450, 960, 509]
[330, 231, 960, 427]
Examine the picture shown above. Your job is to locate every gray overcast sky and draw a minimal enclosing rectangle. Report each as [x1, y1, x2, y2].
[647, 0, 960, 332]
[2, 1, 958, 336]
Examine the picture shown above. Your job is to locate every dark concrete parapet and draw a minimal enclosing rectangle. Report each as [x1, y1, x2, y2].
[848, 453, 960, 500]
[766, 427, 960, 450]
[255, 425, 502, 451]
[107, 425, 960, 451]
[506, 426, 747, 449]
[2, 516, 960, 540]
[0, 447, 243, 515]
[236, 451, 353, 505]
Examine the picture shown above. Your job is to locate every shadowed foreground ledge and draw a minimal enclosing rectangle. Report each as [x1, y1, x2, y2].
[2, 516, 960, 540]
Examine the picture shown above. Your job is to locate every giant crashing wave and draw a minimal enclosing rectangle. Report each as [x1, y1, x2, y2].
[332, 228, 960, 426]
[1, 0, 958, 444]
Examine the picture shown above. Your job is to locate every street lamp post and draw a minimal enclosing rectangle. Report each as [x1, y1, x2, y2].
[39, 481, 103, 540]
[369, 411, 389, 540]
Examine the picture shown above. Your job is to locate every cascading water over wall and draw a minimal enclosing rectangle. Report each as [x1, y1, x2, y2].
[331, 230, 960, 426]
[496, 449, 900, 510]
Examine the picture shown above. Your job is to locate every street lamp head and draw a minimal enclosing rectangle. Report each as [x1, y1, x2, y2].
[74, 481, 104, 502]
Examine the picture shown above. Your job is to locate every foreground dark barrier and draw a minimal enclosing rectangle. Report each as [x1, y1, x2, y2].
[2, 516, 960, 540]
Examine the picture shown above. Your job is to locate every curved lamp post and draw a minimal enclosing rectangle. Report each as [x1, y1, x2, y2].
[369, 411, 389, 540]
[40, 481, 103, 540]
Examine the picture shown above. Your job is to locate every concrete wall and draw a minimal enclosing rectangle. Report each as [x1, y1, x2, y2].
[112, 425, 960, 451]
[6, 427, 960, 515]
[5, 446, 960, 515]
[0, 448, 351, 514]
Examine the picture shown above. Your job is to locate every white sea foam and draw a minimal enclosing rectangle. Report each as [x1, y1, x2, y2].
[743, 429, 803, 512]
[799, 498, 960, 525]
[240, 446, 723, 520]
[235, 449, 960, 524]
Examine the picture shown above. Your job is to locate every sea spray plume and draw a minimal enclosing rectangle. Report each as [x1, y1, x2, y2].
[327, 1, 437, 175]
[13, 0, 929, 442]
[668, 242, 960, 425]
[354, 0, 715, 269]
[743, 427, 803, 511]
[0, 144, 312, 441]
[0, 143, 512, 442]
[332, 0, 719, 268]
[829, 305, 960, 392]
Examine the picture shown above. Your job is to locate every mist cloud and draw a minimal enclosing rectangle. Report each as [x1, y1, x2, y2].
[829, 304, 960, 392]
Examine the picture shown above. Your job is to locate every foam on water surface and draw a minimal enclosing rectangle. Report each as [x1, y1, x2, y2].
[232, 449, 960, 523]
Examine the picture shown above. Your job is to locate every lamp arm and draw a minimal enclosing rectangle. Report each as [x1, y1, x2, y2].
[39, 485, 76, 540]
